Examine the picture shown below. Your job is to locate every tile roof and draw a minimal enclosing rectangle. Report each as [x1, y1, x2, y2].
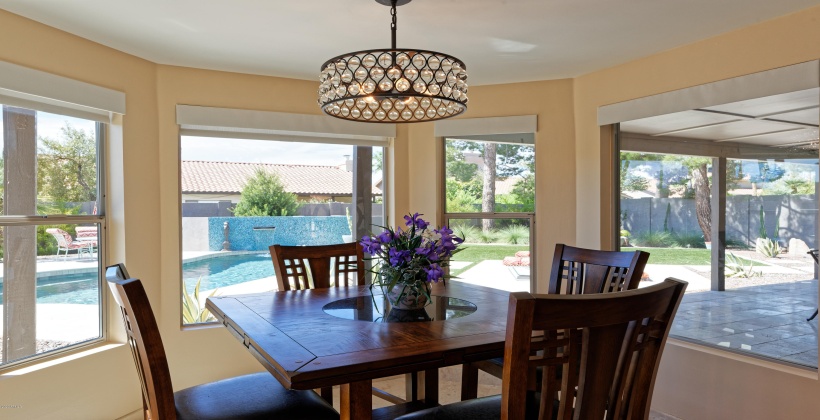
[181, 161, 381, 196]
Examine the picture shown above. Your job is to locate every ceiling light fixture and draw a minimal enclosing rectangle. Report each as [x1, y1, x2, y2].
[318, 0, 468, 123]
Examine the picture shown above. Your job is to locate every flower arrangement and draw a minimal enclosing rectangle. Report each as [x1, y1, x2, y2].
[360, 213, 464, 309]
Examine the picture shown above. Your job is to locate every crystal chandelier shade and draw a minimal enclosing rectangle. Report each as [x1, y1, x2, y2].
[318, 0, 468, 123]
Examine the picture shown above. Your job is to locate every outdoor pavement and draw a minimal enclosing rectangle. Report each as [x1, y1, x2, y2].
[671, 280, 818, 368]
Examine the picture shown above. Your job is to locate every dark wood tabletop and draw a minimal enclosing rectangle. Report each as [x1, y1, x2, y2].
[206, 281, 510, 420]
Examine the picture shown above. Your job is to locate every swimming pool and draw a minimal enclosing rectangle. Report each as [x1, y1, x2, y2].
[182, 253, 274, 293]
[0, 273, 103, 305]
[0, 252, 275, 305]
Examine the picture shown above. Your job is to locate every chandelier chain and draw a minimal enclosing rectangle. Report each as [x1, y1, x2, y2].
[390, 0, 397, 49]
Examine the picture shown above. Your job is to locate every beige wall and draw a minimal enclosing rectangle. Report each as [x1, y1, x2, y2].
[574, 5, 820, 419]
[0, 3, 819, 419]
[0, 9, 157, 419]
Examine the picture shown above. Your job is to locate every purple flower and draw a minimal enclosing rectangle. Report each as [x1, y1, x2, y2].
[388, 249, 412, 266]
[360, 236, 382, 255]
[404, 213, 429, 230]
[377, 230, 394, 243]
[415, 245, 440, 262]
[424, 263, 445, 282]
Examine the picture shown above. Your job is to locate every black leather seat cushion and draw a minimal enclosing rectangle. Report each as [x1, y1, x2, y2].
[174, 372, 339, 420]
[396, 395, 503, 420]
[395, 393, 544, 420]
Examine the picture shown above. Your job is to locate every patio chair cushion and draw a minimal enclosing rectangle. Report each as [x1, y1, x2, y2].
[174, 372, 339, 420]
[502, 256, 530, 266]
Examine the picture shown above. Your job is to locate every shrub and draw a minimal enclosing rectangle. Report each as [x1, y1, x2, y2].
[671, 232, 706, 248]
[232, 169, 299, 216]
[725, 253, 760, 278]
[183, 277, 218, 324]
[756, 237, 781, 258]
[477, 229, 499, 244]
[633, 231, 678, 248]
[451, 223, 480, 244]
[445, 188, 480, 213]
[498, 225, 529, 245]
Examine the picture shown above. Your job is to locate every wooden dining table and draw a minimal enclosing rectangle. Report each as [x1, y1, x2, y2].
[205, 280, 510, 420]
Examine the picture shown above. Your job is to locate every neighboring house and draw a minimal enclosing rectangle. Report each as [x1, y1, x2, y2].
[181, 160, 382, 204]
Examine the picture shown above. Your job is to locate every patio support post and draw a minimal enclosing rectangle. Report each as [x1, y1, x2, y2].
[2, 106, 38, 362]
[815, 177, 819, 281]
[711, 157, 726, 291]
[352, 146, 373, 279]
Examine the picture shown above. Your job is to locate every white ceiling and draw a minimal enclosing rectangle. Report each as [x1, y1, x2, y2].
[1, 0, 819, 85]
[621, 88, 820, 148]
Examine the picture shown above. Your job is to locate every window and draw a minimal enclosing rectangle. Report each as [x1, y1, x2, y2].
[443, 136, 535, 292]
[617, 86, 819, 368]
[1, 106, 105, 367]
[180, 135, 385, 324]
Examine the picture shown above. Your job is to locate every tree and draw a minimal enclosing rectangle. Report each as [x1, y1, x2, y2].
[481, 143, 497, 231]
[232, 169, 299, 216]
[749, 162, 785, 195]
[37, 124, 97, 205]
[446, 140, 534, 231]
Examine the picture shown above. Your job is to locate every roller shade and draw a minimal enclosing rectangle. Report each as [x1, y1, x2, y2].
[176, 105, 395, 146]
[434, 115, 537, 138]
[0, 60, 125, 122]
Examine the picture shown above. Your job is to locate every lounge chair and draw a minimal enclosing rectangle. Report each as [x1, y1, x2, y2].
[45, 228, 96, 258]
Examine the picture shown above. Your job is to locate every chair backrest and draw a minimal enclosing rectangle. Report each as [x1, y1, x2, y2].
[548, 244, 649, 295]
[106, 263, 131, 282]
[270, 242, 365, 291]
[46, 228, 72, 247]
[106, 270, 176, 420]
[501, 278, 687, 420]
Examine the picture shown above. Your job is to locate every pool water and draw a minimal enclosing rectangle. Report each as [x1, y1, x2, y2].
[183, 253, 274, 294]
[0, 253, 274, 305]
[0, 273, 102, 305]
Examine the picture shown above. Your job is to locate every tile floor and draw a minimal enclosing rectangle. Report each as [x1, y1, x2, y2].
[671, 279, 818, 368]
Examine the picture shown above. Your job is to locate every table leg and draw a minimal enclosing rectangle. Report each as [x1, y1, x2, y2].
[406, 369, 439, 405]
[340, 379, 372, 420]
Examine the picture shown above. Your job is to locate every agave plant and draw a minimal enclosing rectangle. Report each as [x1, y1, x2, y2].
[755, 237, 781, 258]
[725, 253, 760, 278]
[182, 277, 219, 324]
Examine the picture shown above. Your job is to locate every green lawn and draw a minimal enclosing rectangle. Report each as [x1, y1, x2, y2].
[450, 244, 528, 276]
[623, 247, 764, 266]
[448, 245, 762, 276]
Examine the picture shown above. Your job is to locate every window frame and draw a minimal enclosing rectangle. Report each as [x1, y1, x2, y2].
[440, 136, 537, 293]
[0, 115, 108, 370]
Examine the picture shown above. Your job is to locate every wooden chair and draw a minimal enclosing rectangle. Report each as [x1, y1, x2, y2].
[271, 243, 384, 404]
[396, 278, 687, 420]
[105, 265, 339, 420]
[270, 242, 365, 291]
[461, 243, 650, 400]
